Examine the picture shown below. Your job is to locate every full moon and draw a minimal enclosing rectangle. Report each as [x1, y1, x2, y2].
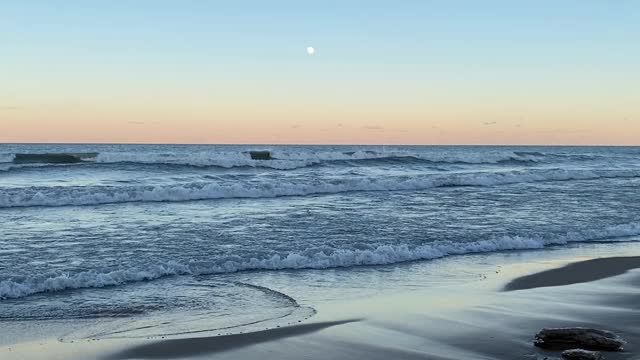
[306, 46, 315, 55]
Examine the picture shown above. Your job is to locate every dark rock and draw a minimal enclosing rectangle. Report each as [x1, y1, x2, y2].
[561, 349, 603, 360]
[248, 150, 272, 160]
[535, 327, 625, 351]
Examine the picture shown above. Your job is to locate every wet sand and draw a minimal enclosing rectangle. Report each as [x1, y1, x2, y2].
[504, 256, 640, 291]
[4, 250, 640, 360]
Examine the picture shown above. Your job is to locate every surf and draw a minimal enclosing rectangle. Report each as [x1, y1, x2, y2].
[0, 149, 546, 172]
[2, 221, 639, 300]
[1, 168, 638, 208]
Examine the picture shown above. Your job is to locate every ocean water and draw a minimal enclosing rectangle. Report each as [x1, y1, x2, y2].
[1, 144, 640, 339]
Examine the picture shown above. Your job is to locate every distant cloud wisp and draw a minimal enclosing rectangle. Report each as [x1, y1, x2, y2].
[362, 125, 384, 131]
[0, 105, 21, 111]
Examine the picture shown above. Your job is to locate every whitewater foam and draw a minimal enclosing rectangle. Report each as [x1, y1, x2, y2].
[0, 150, 547, 171]
[97, 149, 543, 167]
[0, 153, 15, 163]
[2, 222, 639, 300]
[95, 151, 314, 170]
[1, 168, 638, 208]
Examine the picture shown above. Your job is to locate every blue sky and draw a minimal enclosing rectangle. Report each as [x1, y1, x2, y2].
[1, 1, 639, 144]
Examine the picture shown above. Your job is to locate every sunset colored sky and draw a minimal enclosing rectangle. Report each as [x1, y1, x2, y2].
[1, 1, 638, 145]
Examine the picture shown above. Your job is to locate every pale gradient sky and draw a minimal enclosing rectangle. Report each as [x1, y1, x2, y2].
[1, 1, 639, 145]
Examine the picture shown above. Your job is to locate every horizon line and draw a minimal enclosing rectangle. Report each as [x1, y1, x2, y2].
[1, 142, 638, 147]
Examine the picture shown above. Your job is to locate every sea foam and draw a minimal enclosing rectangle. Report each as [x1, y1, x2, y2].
[2, 222, 639, 299]
[0, 168, 638, 208]
[95, 149, 542, 168]
[0, 150, 540, 170]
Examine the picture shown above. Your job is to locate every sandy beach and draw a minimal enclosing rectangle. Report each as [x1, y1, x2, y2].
[3, 242, 640, 360]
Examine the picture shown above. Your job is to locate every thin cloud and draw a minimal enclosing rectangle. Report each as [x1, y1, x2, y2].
[362, 125, 384, 131]
[386, 128, 409, 133]
[532, 128, 592, 134]
[431, 125, 445, 134]
[0, 105, 21, 111]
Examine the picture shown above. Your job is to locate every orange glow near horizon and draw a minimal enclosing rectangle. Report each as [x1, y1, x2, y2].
[3, 64, 638, 145]
[2, 101, 638, 145]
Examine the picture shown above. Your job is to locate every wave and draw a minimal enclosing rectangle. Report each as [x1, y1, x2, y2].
[2, 222, 639, 300]
[513, 151, 546, 157]
[0, 150, 543, 171]
[0, 163, 78, 172]
[0, 153, 98, 172]
[275, 150, 542, 164]
[95, 151, 313, 170]
[97, 150, 544, 168]
[10, 153, 97, 164]
[1, 168, 638, 208]
[0, 153, 15, 163]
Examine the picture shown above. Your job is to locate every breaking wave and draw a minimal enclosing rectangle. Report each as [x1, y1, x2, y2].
[1, 168, 638, 208]
[2, 222, 639, 300]
[0, 150, 544, 171]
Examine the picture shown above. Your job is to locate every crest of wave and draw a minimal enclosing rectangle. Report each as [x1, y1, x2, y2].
[2, 222, 639, 300]
[95, 152, 312, 170]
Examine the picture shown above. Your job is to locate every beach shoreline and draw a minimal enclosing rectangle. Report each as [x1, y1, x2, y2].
[2, 242, 640, 359]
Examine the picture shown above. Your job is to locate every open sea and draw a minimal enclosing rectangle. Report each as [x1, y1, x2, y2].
[1, 144, 640, 339]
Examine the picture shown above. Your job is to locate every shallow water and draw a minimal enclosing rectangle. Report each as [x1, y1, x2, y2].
[1, 144, 639, 337]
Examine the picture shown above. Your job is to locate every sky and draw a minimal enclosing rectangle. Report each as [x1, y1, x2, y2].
[1, 0, 639, 145]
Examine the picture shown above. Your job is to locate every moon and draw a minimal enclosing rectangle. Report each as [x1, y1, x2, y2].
[306, 46, 315, 55]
